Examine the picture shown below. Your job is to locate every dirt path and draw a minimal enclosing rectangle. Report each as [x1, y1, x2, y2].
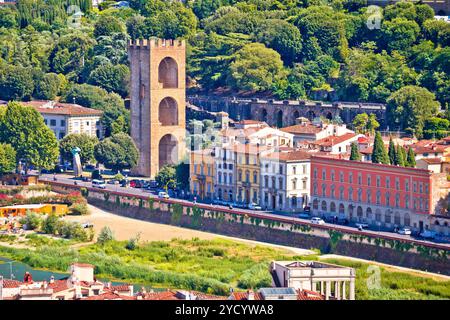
[64, 205, 314, 255]
[319, 254, 450, 281]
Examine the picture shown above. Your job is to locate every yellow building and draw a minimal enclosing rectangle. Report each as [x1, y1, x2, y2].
[0, 204, 68, 217]
[234, 144, 268, 206]
[190, 149, 215, 201]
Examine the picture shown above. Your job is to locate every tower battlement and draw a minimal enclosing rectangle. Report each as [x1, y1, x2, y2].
[128, 38, 185, 50]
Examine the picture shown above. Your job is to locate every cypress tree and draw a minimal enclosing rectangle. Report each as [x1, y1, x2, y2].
[396, 144, 406, 167]
[372, 131, 390, 164]
[388, 136, 396, 165]
[350, 142, 361, 161]
[406, 147, 416, 167]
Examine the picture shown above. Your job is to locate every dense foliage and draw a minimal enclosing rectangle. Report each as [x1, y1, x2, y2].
[0, 1, 448, 138]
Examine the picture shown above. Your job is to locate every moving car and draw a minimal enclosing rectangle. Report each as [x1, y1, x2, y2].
[419, 230, 436, 239]
[397, 227, 412, 235]
[355, 222, 369, 229]
[158, 191, 170, 199]
[311, 217, 325, 225]
[92, 179, 106, 189]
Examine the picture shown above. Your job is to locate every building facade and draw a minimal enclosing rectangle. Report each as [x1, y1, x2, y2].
[310, 156, 437, 233]
[260, 151, 311, 211]
[18, 100, 102, 140]
[128, 38, 186, 178]
[190, 149, 215, 201]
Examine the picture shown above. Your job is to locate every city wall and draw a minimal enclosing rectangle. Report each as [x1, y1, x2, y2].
[47, 181, 450, 275]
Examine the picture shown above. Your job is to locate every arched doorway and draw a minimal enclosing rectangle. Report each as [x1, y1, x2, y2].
[366, 207, 372, 220]
[339, 203, 345, 215]
[159, 134, 178, 169]
[158, 57, 178, 88]
[330, 202, 336, 213]
[292, 110, 300, 125]
[276, 110, 283, 128]
[321, 201, 327, 212]
[261, 109, 268, 122]
[159, 97, 178, 126]
[357, 206, 363, 221]
[348, 204, 354, 221]
[313, 199, 319, 210]
[306, 110, 316, 121]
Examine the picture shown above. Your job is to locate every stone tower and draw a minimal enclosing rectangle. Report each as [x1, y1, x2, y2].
[128, 38, 186, 178]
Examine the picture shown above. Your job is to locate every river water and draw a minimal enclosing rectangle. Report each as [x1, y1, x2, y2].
[0, 257, 164, 292]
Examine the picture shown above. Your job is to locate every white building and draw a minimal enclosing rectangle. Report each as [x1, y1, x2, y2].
[260, 150, 311, 212]
[270, 261, 356, 300]
[21, 100, 103, 140]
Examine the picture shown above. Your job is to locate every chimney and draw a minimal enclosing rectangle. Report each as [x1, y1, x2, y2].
[247, 290, 254, 300]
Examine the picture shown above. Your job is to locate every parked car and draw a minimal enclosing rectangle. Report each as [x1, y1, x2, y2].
[325, 215, 339, 223]
[107, 179, 120, 185]
[311, 217, 325, 225]
[81, 176, 91, 182]
[419, 230, 436, 239]
[92, 179, 106, 189]
[248, 203, 262, 210]
[158, 191, 170, 199]
[297, 213, 311, 219]
[397, 227, 412, 235]
[337, 217, 349, 225]
[120, 179, 129, 187]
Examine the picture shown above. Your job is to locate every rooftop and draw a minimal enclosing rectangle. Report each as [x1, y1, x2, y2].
[19, 100, 103, 117]
[312, 133, 358, 147]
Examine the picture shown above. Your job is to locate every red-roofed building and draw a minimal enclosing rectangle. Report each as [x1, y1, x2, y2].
[11, 100, 103, 140]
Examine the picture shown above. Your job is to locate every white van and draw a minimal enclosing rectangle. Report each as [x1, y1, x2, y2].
[92, 179, 106, 189]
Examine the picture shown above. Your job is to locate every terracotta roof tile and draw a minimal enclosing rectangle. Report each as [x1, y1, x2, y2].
[2, 279, 23, 288]
[21, 100, 103, 116]
[313, 133, 357, 147]
[280, 124, 323, 135]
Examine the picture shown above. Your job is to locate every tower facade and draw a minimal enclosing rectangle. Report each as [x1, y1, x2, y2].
[128, 39, 186, 178]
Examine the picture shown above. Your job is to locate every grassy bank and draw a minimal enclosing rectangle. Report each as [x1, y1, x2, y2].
[0, 238, 449, 299]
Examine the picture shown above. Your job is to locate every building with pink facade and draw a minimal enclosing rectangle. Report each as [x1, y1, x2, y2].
[310, 156, 443, 233]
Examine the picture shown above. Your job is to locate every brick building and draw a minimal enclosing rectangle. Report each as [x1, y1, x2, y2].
[310, 156, 440, 233]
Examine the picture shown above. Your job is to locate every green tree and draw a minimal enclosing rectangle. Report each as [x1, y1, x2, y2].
[34, 73, 62, 100]
[175, 162, 190, 191]
[228, 43, 287, 92]
[349, 142, 361, 161]
[94, 133, 139, 171]
[88, 63, 130, 98]
[0, 143, 16, 175]
[352, 113, 369, 134]
[59, 133, 99, 165]
[372, 131, 389, 165]
[93, 15, 125, 38]
[0, 65, 34, 101]
[387, 86, 440, 138]
[388, 137, 396, 165]
[0, 102, 59, 171]
[155, 165, 177, 190]
[97, 226, 115, 244]
[396, 144, 406, 167]
[255, 19, 302, 66]
[406, 147, 416, 168]
[42, 214, 59, 234]
[381, 18, 420, 52]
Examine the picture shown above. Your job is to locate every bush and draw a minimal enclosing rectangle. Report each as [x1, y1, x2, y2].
[69, 202, 89, 215]
[97, 226, 115, 244]
[42, 214, 59, 234]
[19, 211, 42, 230]
[125, 232, 141, 251]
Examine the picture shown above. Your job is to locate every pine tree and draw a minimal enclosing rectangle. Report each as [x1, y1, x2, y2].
[350, 142, 361, 161]
[406, 147, 416, 167]
[396, 144, 406, 167]
[388, 136, 396, 165]
[372, 131, 390, 164]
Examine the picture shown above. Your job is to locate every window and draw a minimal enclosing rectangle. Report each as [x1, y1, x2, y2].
[245, 170, 250, 183]
[292, 166, 296, 175]
[60, 120, 66, 127]
[59, 132, 65, 139]
[86, 121, 90, 126]
[50, 119, 56, 126]
[264, 176, 269, 188]
[218, 173, 222, 184]
[44, 119, 48, 125]
[405, 179, 409, 192]
[322, 184, 326, 197]
[331, 170, 335, 182]
[367, 175, 371, 186]
[358, 173, 362, 185]
[349, 172, 353, 184]
[339, 171, 344, 183]
[386, 193, 390, 207]
[253, 171, 257, 183]
[313, 183, 318, 195]
[279, 165, 283, 175]
[322, 169, 326, 180]
[339, 186, 344, 200]
[302, 180, 307, 190]
[357, 188, 362, 202]
[385, 212, 391, 224]
[348, 187, 353, 201]
[366, 189, 372, 204]
[395, 193, 400, 207]
[413, 182, 417, 193]
[302, 165, 307, 174]
[425, 184, 429, 194]
[313, 168, 318, 179]
[405, 196, 409, 209]
[376, 176, 380, 187]
[385, 177, 390, 188]
[395, 178, 400, 190]
[376, 190, 381, 205]
[331, 185, 335, 198]
[419, 183, 423, 194]
[292, 179, 297, 190]
[238, 170, 242, 182]
[278, 177, 283, 189]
